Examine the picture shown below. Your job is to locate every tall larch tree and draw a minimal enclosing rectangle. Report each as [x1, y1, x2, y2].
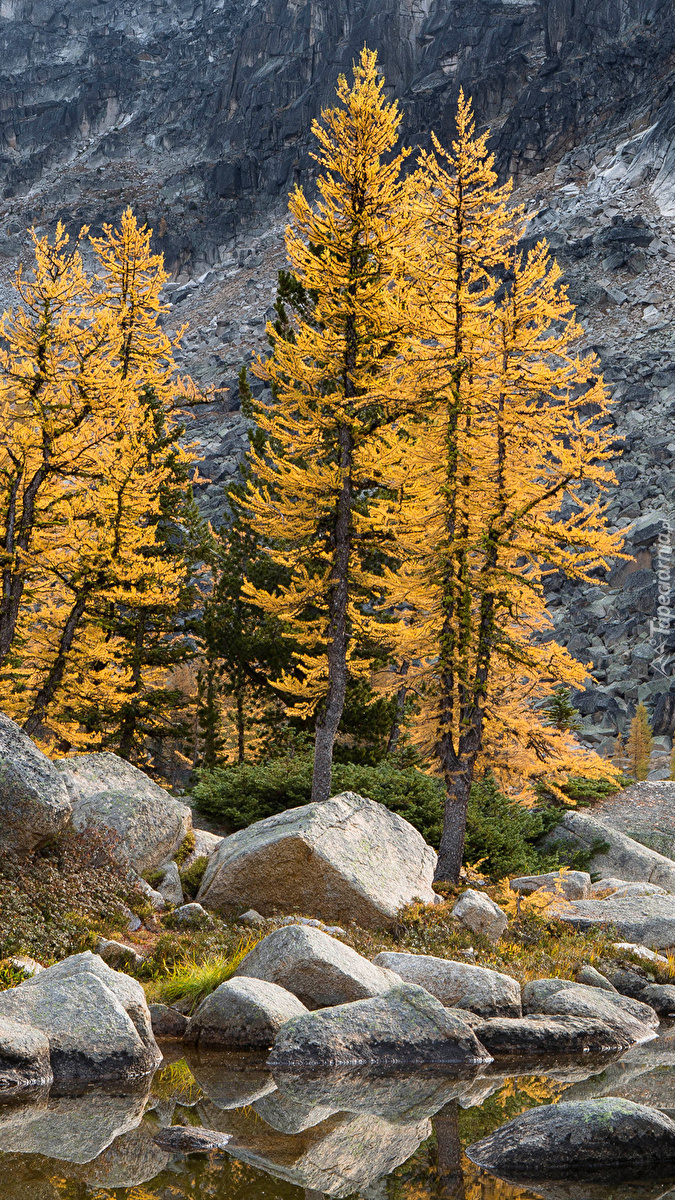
[374, 93, 624, 881]
[240, 48, 419, 803]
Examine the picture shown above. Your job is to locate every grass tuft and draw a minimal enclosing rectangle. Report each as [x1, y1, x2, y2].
[148, 935, 259, 1011]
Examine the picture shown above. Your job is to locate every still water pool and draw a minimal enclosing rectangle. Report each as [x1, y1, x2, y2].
[3, 1028, 675, 1200]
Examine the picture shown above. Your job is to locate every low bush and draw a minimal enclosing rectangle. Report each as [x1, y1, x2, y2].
[0, 829, 144, 962]
[174, 829, 196, 867]
[192, 755, 444, 845]
[180, 855, 208, 900]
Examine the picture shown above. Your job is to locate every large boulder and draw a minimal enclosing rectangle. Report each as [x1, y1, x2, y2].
[20, 951, 159, 1055]
[0, 713, 72, 853]
[473, 1015, 633, 1055]
[525, 982, 657, 1045]
[267, 982, 493, 1068]
[550, 810, 675, 891]
[197, 791, 437, 929]
[0, 953, 161, 1083]
[558, 893, 675, 948]
[184, 977, 308, 1049]
[372, 952, 521, 1018]
[451, 889, 507, 942]
[55, 751, 192, 873]
[466, 1098, 675, 1176]
[233, 924, 402, 1008]
[510, 870, 591, 900]
[0, 1016, 52, 1094]
[523, 978, 659, 1027]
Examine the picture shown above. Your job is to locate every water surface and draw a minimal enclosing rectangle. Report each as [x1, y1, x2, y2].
[3, 1026, 675, 1200]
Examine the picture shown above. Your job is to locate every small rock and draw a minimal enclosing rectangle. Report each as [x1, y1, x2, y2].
[608, 882, 667, 898]
[149, 1004, 189, 1038]
[170, 902, 212, 927]
[466, 1098, 675, 1175]
[184, 977, 308, 1049]
[637, 983, 675, 1016]
[135, 878, 165, 910]
[157, 862, 183, 906]
[614, 942, 669, 964]
[239, 909, 266, 927]
[267, 983, 493, 1068]
[451, 889, 507, 942]
[152, 1126, 232, 1153]
[510, 870, 591, 900]
[575, 964, 618, 992]
[373, 952, 521, 1018]
[233, 924, 402, 1008]
[95, 939, 145, 972]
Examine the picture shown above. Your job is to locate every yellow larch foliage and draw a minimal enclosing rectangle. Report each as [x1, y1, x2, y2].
[626, 702, 653, 780]
[241, 48, 421, 801]
[371, 92, 625, 878]
[0, 213, 197, 746]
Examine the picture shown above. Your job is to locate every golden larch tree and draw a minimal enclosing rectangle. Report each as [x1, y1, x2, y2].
[373, 93, 624, 880]
[627, 703, 653, 781]
[241, 48, 420, 802]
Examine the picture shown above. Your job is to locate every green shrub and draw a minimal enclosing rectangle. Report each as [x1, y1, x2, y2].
[180, 855, 208, 900]
[192, 755, 445, 847]
[174, 829, 196, 867]
[536, 775, 623, 806]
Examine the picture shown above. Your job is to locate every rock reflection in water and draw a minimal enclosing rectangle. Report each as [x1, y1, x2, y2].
[0, 1039, 674, 1200]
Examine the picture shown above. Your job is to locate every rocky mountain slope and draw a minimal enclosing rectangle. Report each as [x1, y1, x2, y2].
[2, 0, 675, 767]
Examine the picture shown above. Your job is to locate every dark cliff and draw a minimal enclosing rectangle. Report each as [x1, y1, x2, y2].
[1, 0, 674, 270]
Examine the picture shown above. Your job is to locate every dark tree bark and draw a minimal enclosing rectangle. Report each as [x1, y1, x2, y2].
[23, 588, 90, 737]
[432, 1100, 465, 1200]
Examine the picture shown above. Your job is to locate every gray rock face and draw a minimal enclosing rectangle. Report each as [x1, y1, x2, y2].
[21, 951, 158, 1055]
[528, 983, 658, 1046]
[0, 1087, 149, 1163]
[474, 1015, 631, 1055]
[372, 953, 521, 1018]
[234, 924, 402, 1008]
[267, 983, 493, 1068]
[555, 811, 675, 891]
[170, 902, 212, 926]
[0, 1017, 52, 1094]
[575, 964, 618, 992]
[0, 952, 161, 1082]
[55, 751, 192, 873]
[184, 977, 308, 1049]
[451, 889, 507, 942]
[96, 938, 145, 972]
[157, 861, 184, 905]
[198, 791, 437, 929]
[637, 983, 675, 1016]
[510, 870, 592, 899]
[149, 1003, 189, 1038]
[559, 893, 675, 948]
[466, 1098, 675, 1176]
[0, 713, 72, 854]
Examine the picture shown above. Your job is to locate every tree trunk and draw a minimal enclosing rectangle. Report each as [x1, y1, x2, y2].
[23, 589, 89, 737]
[432, 1100, 465, 1200]
[386, 661, 409, 754]
[311, 424, 353, 804]
[236, 688, 245, 764]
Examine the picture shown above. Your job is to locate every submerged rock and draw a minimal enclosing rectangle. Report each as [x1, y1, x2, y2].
[153, 1125, 232, 1152]
[234, 923, 401, 1008]
[184, 977, 308, 1049]
[267, 983, 493, 1068]
[473, 1015, 630, 1055]
[0, 1086, 148, 1163]
[197, 790, 437, 928]
[466, 1098, 675, 1175]
[0, 1017, 52, 1094]
[272, 1066, 487, 1123]
[373, 952, 521, 1017]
